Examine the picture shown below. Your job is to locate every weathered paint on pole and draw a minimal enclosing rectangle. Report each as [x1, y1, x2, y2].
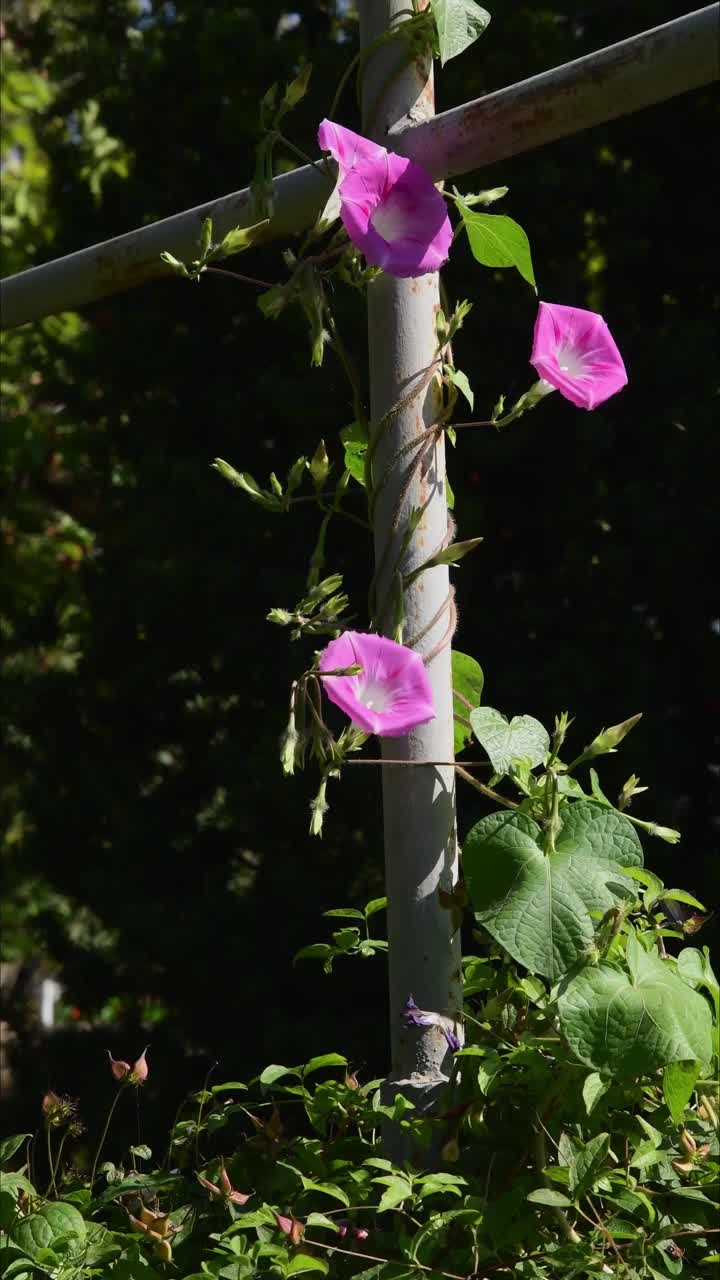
[2, 4, 716, 330]
[360, 0, 462, 1093]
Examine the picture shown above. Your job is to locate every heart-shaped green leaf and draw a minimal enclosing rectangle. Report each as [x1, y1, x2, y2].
[470, 707, 548, 775]
[433, 0, 491, 66]
[558, 934, 713, 1075]
[11, 1202, 86, 1260]
[463, 802, 643, 979]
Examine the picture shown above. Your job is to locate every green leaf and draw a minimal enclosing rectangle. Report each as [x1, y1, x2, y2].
[376, 1177, 413, 1212]
[558, 939, 713, 1075]
[340, 422, 367, 487]
[570, 1132, 611, 1199]
[10, 1203, 85, 1260]
[445, 367, 473, 410]
[527, 1188, 573, 1207]
[300, 1176, 350, 1206]
[470, 706, 548, 775]
[663, 1059, 702, 1123]
[303, 1053, 348, 1077]
[287, 1254, 329, 1276]
[416, 1173, 466, 1198]
[677, 946, 719, 997]
[457, 197, 536, 289]
[211, 1081, 248, 1093]
[0, 1135, 31, 1166]
[451, 650, 484, 754]
[323, 908, 365, 920]
[409, 1209, 481, 1264]
[463, 803, 643, 979]
[128, 1143, 151, 1160]
[305, 1212, 340, 1232]
[432, 0, 491, 66]
[660, 888, 706, 911]
[365, 896, 387, 919]
[582, 1072, 611, 1116]
[259, 1063, 300, 1087]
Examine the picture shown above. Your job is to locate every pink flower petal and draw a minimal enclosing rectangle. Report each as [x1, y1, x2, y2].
[319, 631, 435, 738]
[530, 301, 627, 410]
[317, 119, 451, 279]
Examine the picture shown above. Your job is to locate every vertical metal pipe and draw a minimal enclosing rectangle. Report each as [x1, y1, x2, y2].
[359, 0, 463, 1096]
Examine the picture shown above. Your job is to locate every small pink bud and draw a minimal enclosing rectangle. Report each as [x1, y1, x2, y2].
[129, 1047, 149, 1085]
[276, 1214, 304, 1245]
[42, 1090, 62, 1116]
[353, 1226, 369, 1241]
[108, 1050, 131, 1081]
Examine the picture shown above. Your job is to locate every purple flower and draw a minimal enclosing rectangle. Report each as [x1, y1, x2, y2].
[317, 119, 452, 279]
[402, 995, 461, 1053]
[530, 301, 628, 410]
[319, 632, 435, 738]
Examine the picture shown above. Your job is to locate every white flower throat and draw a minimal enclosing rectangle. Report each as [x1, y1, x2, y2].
[358, 677, 392, 712]
[371, 200, 411, 242]
[556, 345, 587, 377]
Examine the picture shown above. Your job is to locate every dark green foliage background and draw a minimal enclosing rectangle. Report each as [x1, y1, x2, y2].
[1, 0, 717, 1148]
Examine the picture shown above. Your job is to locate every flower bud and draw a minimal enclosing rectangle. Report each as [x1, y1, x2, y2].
[582, 713, 643, 761]
[129, 1048, 149, 1085]
[108, 1051, 131, 1082]
[42, 1090, 62, 1120]
[679, 1129, 696, 1157]
[155, 1239, 173, 1264]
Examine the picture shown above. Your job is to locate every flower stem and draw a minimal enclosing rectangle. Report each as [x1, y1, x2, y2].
[205, 266, 275, 289]
[90, 1086, 124, 1191]
[456, 765, 520, 810]
[46, 1127, 56, 1198]
[326, 51, 361, 124]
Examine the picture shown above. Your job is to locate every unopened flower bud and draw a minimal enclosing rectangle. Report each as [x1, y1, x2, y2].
[581, 713, 643, 762]
[353, 1226, 369, 1241]
[42, 1090, 62, 1119]
[129, 1048, 149, 1085]
[108, 1051, 131, 1082]
[679, 1129, 696, 1157]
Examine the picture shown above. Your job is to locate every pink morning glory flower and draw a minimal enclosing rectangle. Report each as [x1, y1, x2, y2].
[530, 301, 628, 410]
[318, 631, 435, 737]
[317, 119, 452, 279]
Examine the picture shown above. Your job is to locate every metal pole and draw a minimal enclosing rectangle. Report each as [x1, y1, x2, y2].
[1, 5, 716, 330]
[401, 4, 719, 179]
[0, 163, 331, 330]
[360, 0, 462, 1100]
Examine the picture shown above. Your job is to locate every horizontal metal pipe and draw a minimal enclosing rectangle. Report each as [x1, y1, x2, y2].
[400, 3, 719, 179]
[1, 4, 717, 329]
